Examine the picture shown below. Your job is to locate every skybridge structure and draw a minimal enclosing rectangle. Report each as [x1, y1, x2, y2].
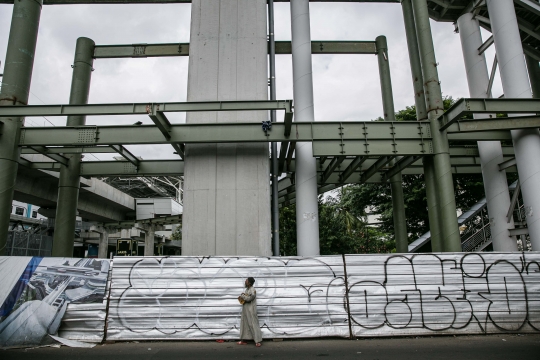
[0, 0, 539, 258]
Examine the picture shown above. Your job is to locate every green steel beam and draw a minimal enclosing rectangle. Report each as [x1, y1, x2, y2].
[381, 155, 421, 182]
[448, 130, 512, 141]
[29, 145, 69, 166]
[359, 156, 394, 183]
[94, 43, 189, 58]
[110, 144, 139, 166]
[93, 41, 378, 59]
[21, 156, 511, 178]
[321, 156, 345, 183]
[0, 99, 293, 118]
[80, 160, 183, 176]
[446, 115, 540, 132]
[21, 146, 116, 154]
[278, 141, 289, 173]
[18, 121, 433, 156]
[439, 98, 540, 130]
[339, 156, 367, 182]
[275, 41, 377, 54]
[286, 142, 296, 170]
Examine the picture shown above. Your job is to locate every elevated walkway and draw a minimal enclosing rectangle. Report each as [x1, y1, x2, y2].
[16, 155, 135, 222]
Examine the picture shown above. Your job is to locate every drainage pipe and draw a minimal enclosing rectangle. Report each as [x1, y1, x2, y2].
[269, 0, 280, 256]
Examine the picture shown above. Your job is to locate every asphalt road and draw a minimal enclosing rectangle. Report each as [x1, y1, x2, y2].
[3, 334, 540, 360]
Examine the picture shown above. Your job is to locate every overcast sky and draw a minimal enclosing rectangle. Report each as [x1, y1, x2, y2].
[0, 2, 503, 161]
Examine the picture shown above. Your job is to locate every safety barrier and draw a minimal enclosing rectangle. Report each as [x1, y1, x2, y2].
[1, 253, 539, 347]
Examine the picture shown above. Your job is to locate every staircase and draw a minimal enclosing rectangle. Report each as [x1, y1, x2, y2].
[409, 181, 530, 252]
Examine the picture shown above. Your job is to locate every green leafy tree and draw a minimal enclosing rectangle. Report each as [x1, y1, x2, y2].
[170, 225, 182, 241]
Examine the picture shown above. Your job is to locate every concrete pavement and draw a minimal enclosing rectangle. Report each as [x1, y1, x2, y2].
[3, 334, 540, 360]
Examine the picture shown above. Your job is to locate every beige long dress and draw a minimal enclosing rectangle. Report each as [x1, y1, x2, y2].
[239, 286, 262, 343]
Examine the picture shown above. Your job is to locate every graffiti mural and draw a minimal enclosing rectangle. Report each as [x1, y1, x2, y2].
[107, 256, 349, 340]
[108, 253, 540, 341]
[346, 253, 540, 336]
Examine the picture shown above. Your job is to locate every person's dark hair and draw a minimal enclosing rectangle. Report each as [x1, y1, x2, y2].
[247, 277, 255, 286]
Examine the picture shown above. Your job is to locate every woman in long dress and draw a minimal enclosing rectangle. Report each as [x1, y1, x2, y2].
[237, 277, 262, 347]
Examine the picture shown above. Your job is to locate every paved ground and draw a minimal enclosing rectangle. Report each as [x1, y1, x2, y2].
[3, 334, 540, 360]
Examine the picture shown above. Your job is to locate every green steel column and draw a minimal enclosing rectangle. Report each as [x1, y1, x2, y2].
[423, 156, 443, 252]
[526, 55, 540, 99]
[375, 36, 396, 120]
[52, 38, 95, 257]
[389, 161, 409, 253]
[375, 36, 408, 253]
[401, 0, 428, 121]
[0, 0, 42, 255]
[401, 0, 442, 252]
[412, 0, 461, 252]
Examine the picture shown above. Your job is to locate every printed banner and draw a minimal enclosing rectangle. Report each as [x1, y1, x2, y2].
[0, 257, 110, 347]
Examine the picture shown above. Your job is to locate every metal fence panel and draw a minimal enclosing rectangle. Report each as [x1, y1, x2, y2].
[345, 253, 540, 337]
[106, 256, 349, 340]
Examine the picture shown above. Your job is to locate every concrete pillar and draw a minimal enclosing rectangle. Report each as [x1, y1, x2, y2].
[401, 0, 442, 252]
[268, 0, 280, 256]
[98, 231, 109, 259]
[144, 224, 155, 256]
[486, 0, 540, 250]
[182, 1, 271, 256]
[375, 36, 408, 253]
[412, 0, 461, 252]
[0, 0, 42, 255]
[52, 38, 95, 257]
[526, 55, 540, 99]
[290, 0, 320, 256]
[97, 227, 109, 259]
[457, 13, 517, 252]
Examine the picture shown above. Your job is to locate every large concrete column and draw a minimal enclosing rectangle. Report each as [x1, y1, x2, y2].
[486, 0, 540, 250]
[375, 36, 408, 253]
[52, 38, 95, 257]
[0, 0, 42, 255]
[290, 0, 320, 256]
[412, 0, 461, 252]
[526, 55, 540, 99]
[401, 0, 442, 252]
[457, 13, 517, 252]
[182, 0, 271, 256]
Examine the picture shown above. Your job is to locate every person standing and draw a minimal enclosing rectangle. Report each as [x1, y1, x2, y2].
[237, 277, 262, 347]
